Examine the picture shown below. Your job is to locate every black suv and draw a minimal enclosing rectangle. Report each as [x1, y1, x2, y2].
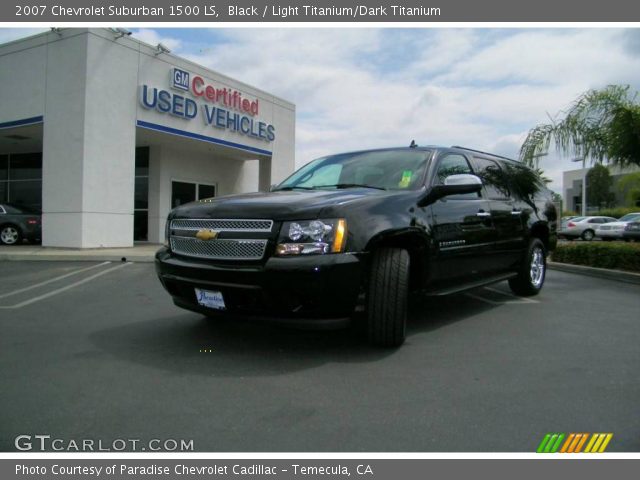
[155, 145, 557, 347]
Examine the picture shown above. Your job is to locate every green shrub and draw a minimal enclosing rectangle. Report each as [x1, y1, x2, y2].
[552, 242, 640, 272]
[592, 207, 639, 219]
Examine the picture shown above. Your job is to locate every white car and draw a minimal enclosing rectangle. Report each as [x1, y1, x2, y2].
[596, 213, 640, 240]
[560, 216, 618, 241]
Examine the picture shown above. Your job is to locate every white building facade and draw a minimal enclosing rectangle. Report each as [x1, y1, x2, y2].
[0, 28, 295, 247]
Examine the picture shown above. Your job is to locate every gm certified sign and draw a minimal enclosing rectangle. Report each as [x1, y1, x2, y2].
[171, 67, 190, 91]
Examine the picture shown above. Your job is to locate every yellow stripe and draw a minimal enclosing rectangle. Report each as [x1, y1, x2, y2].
[568, 434, 581, 453]
[560, 434, 575, 453]
[591, 434, 605, 453]
[598, 434, 613, 453]
[584, 434, 598, 453]
[574, 433, 589, 453]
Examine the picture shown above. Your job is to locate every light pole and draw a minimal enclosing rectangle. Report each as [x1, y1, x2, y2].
[572, 157, 587, 215]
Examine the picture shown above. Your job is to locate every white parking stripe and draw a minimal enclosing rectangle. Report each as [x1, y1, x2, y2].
[484, 286, 540, 304]
[464, 293, 501, 305]
[0, 261, 111, 300]
[0, 262, 132, 310]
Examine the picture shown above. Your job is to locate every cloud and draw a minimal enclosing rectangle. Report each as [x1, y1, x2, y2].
[189, 28, 640, 195]
[131, 28, 183, 52]
[4, 27, 637, 196]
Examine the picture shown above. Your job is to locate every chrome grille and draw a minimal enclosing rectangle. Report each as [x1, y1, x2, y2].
[170, 237, 267, 260]
[170, 219, 273, 232]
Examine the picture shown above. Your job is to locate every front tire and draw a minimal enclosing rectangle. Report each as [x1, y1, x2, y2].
[509, 238, 546, 296]
[0, 225, 22, 245]
[366, 248, 409, 348]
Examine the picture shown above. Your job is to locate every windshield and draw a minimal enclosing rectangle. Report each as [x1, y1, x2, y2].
[275, 150, 431, 191]
[619, 213, 640, 222]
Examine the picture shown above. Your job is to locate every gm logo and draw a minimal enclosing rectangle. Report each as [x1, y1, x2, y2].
[171, 67, 189, 91]
[537, 433, 613, 453]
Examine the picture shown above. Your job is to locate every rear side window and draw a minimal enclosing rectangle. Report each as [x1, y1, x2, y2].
[472, 157, 510, 200]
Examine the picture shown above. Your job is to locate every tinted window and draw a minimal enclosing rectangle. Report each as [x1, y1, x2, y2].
[434, 154, 478, 200]
[473, 157, 510, 200]
[434, 154, 472, 184]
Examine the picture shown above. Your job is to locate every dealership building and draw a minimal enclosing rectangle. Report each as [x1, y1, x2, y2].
[0, 28, 295, 247]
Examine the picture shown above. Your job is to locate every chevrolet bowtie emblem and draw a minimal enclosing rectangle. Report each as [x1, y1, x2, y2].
[195, 229, 219, 241]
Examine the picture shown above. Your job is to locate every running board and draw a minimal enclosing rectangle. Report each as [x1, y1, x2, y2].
[425, 272, 517, 296]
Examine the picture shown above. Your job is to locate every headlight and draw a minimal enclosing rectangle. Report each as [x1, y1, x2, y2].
[276, 219, 347, 256]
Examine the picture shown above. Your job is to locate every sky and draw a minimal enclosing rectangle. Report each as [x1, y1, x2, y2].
[2, 27, 640, 193]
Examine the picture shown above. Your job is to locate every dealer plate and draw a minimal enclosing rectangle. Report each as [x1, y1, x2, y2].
[194, 288, 226, 310]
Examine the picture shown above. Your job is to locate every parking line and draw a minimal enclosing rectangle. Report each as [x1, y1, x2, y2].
[0, 261, 111, 300]
[484, 286, 539, 304]
[0, 262, 132, 310]
[464, 293, 502, 305]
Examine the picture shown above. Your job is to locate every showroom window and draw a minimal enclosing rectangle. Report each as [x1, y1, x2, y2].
[171, 181, 216, 208]
[0, 152, 42, 209]
[134, 147, 149, 241]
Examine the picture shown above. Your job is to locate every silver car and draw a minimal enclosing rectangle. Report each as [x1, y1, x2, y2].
[596, 213, 640, 240]
[560, 216, 618, 241]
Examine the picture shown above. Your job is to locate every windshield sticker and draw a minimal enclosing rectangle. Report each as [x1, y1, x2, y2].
[399, 170, 413, 188]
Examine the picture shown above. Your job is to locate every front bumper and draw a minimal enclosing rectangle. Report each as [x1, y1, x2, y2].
[155, 247, 366, 326]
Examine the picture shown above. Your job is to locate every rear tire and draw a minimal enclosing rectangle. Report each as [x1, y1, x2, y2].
[366, 248, 409, 348]
[0, 225, 22, 245]
[509, 238, 546, 297]
[581, 229, 595, 241]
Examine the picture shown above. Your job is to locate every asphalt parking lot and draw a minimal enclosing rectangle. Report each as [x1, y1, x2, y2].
[0, 260, 639, 452]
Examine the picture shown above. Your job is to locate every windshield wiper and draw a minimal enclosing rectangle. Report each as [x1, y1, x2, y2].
[272, 186, 316, 191]
[312, 183, 387, 191]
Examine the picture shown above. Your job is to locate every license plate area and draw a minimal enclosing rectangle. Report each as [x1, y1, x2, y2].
[194, 288, 226, 310]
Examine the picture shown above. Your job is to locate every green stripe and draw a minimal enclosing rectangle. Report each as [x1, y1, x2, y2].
[544, 434, 559, 453]
[537, 434, 552, 453]
[550, 433, 565, 453]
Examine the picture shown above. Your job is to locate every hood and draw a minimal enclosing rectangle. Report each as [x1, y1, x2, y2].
[170, 188, 401, 220]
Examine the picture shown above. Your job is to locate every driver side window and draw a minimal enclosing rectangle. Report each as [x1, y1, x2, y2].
[434, 154, 479, 199]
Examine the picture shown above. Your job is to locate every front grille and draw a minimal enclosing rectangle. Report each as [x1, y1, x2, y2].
[170, 219, 273, 232]
[170, 237, 268, 260]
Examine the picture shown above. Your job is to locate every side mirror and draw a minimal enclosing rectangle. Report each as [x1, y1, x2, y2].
[417, 174, 482, 207]
[269, 184, 278, 192]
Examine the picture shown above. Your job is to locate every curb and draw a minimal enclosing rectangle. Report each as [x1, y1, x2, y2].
[548, 261, 640, 285]
[0, 254, 155, 263]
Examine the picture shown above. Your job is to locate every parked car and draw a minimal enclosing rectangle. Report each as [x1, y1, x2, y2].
[596, 213, 640, 241]
[622, 220, 640, 242]
[155, 145, 557, 347]
[560, 216, 618, 241]
[560, 215, 581, 230]
[0, 204, 41, 245]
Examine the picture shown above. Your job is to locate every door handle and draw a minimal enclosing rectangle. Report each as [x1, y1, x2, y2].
[511, 210, 522, 215]
[476, 210, 491, 217]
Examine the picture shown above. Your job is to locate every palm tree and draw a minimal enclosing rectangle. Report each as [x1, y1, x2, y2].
[520, 85, 640, 168]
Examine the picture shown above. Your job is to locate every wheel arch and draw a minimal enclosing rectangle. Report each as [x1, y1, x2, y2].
[365, 228, 429, 290]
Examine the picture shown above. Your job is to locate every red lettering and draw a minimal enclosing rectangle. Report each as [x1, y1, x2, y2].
[191, 76, 204, 96]
[242, 98, 250, 112]
[205, 85, 215, 101]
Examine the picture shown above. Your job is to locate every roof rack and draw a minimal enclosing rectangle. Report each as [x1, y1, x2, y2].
[451, 145, 518, 163]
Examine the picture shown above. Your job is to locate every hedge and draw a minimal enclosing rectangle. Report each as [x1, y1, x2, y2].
[551, 242, 640, 272]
